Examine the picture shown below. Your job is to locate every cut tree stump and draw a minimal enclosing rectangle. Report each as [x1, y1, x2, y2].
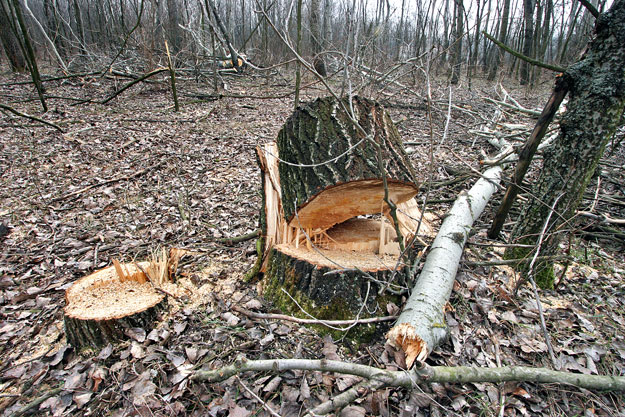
[251, 96, 432, 328]
[64, 261, 167, 350]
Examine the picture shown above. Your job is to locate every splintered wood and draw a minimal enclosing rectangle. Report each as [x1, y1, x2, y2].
[257, 142, 431, 273]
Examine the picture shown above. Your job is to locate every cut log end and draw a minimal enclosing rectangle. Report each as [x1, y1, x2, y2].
[64, 262, 167, 350]
[386, 323, 429, 369]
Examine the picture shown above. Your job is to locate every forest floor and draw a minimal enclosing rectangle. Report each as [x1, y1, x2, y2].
[0, 66, 624, 417]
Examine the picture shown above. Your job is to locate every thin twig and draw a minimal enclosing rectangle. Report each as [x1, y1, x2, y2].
[232, 305, 396, 326]
[526, 194, 563, 370]
[236, 376, 283, 417]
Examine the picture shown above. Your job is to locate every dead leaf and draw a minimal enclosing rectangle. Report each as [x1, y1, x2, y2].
[260, 333, 274, 346]
[185, 346, 198, 363]
[244, 299, 263, 310]
[263, 375, 282, 392]
[299, 376, 310, 400]
[340, 405, 366, 417]
[322, 335, 340, 360]
[65, 371, 86, 390]
[97, 344, 113, 360]
[73, 392, 92, 408]
[512, 387, 531, 399]
[173, 321, 188, 334]
[229, 405, 251, 417]
[125, 327, 146, 342]
[222, 312, 240, 326]
[130, 342, 145, 359]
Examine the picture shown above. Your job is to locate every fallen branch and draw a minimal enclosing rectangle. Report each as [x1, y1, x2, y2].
[483, 97, 542, 117]
[101, 68, 168, 104]
[386, 164, 504, 367]
[0, 103, 63, 132]
[482, 31, 566, 74]
[53, 160, 165, 202]
[463, 255, 568, 267]
[191, 355, 625, 392]
[215, 230, 260, 245]
[578, 211, 625, 225]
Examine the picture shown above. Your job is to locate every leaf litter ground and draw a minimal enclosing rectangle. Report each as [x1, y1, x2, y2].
[0, 69, 624, 416]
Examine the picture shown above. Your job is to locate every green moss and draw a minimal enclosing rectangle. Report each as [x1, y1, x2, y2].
[504, 245, 555, 290]
[262, 249, 398, 343]
[244, 237, 264, 283]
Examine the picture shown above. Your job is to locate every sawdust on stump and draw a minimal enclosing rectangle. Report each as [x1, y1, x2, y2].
[64, 261, 167, 350]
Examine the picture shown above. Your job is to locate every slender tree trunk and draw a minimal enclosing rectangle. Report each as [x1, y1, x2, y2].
[506, 0, 625, 289]
[11, 0, 47, 111]
[310, 0, 326, 76]
[166, 0, 181, 55]
[294, 0, 302, 108]
[450, 0, 464, 84]
[519, 0, 535, 84]
[0, 0, 26, 72]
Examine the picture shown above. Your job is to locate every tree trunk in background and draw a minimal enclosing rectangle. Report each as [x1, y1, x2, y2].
[450, 0, 463, 84]
[520, 0, 534, 84]
[73, 0, 86, 54]
[310, 0, 326, 76]
[0, 0, 26, 72]
[11, 0, 47, 111]
[294, 0, 302, 108]
[167, 0, 181, 55]
[507, 0, 625, 289]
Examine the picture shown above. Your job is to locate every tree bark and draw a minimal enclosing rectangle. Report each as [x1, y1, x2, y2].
[520, 0, 535, 85]
[387, 165, 503, 367]
[277, 96, 418, 228]
[309, 0, 326, 76]
[450, 0, 464, 84]
[0, 0, 26, 72]
[507, 0, 625, 288]
[251, 97, 429, 329]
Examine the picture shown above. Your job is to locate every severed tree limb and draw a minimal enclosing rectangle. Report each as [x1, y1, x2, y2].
[386, 164, 504, 368]
[101, 68, 168, 104]
[0, 102, 63, 132]
[191, 355, 625, 392]
[53, 160, 165, 202]
[482, 31, 566, 74]
[215, 230, 260, 245]
[488, 75, 570, 238]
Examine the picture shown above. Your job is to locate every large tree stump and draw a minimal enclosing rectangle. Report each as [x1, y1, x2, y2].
[64, 261, 167, 350]
[251, 96, 431, 329]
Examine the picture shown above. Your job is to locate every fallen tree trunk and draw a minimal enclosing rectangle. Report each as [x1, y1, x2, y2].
[386, 165, 503, 367]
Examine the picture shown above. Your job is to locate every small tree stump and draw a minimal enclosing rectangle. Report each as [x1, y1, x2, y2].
[251, 96, 431, 329]
[64, 262, 167, 350]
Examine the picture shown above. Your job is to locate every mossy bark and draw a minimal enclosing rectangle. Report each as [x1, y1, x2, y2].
[507, 0, 625, 288]
[64, 297, 167, 351]
[263, 247, 403, 340]
[277, 96, 418, 223]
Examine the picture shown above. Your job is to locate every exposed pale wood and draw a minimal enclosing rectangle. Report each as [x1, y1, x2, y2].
[386, 165, 503, 367]
[289, 179, 418, 230]
[64, 261, 167, 349]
